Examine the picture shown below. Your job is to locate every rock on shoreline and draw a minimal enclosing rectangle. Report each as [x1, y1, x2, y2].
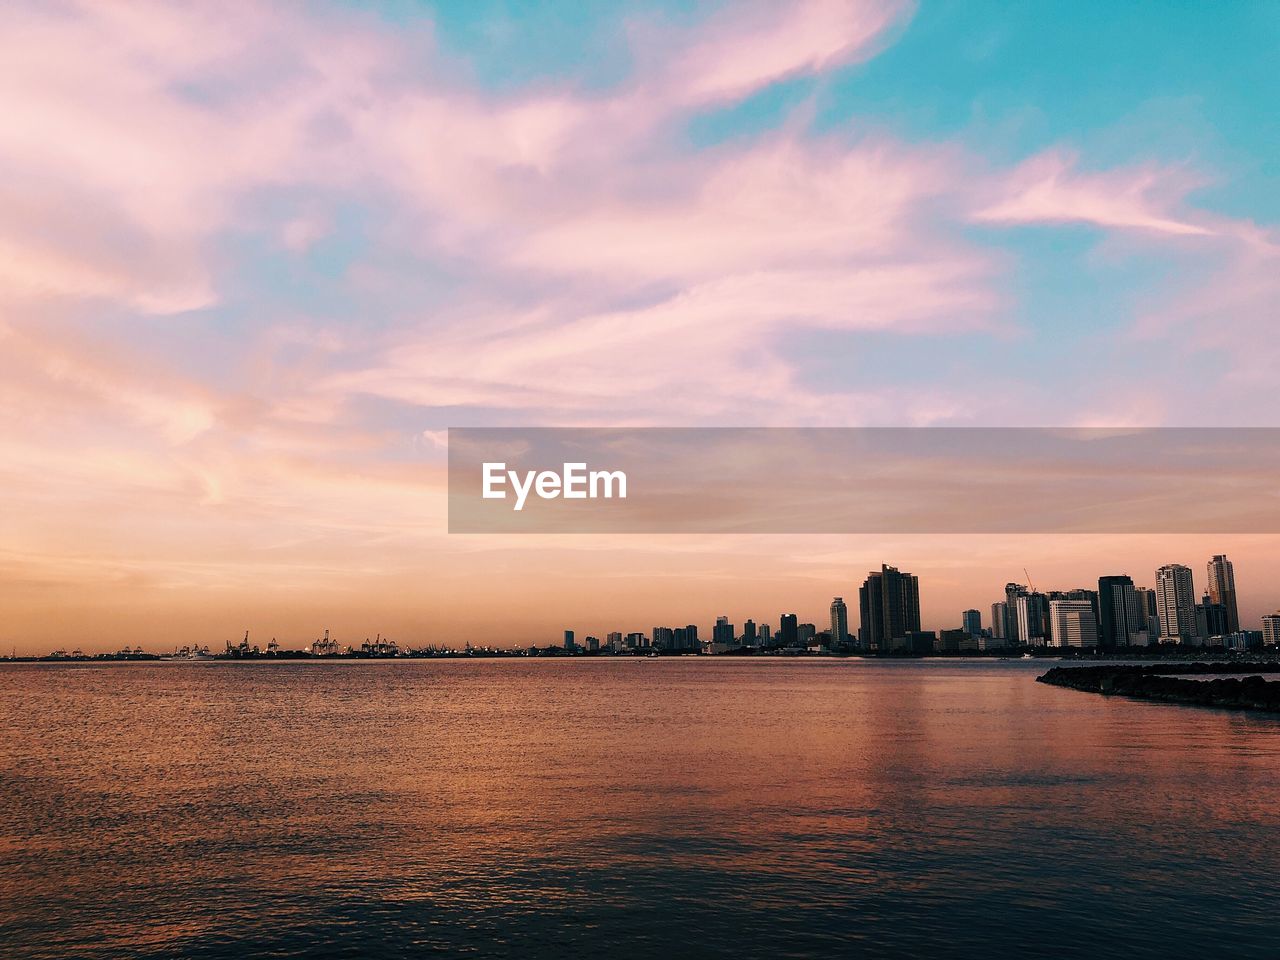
[1037, 663, 1280, 713]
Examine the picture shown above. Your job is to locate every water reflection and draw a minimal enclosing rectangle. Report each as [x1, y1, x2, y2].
[1, 659, 1277, 959]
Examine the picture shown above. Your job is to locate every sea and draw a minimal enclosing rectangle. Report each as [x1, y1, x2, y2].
[2, 658, 1277, 959]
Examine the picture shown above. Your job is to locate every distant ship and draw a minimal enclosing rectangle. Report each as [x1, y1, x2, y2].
[162, 645, 214, 661]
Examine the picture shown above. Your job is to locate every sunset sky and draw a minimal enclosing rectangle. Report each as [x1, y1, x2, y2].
[2, 0, 1278, 652]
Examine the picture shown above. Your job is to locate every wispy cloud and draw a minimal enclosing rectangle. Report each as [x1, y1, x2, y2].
[973, 150, 1211, 236]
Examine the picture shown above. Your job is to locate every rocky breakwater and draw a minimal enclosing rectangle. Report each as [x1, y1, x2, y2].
[1037, 663, 1280, 713]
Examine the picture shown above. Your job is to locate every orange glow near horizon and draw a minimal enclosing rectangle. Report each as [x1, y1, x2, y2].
[5, 527, 1279, 654]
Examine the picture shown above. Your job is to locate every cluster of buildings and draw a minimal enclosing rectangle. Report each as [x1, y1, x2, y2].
[562, 612, 826, 655]
[979, 555, 1273, 653]
[28, 554, 1280, 661]
[564, 554, 1280, 656]
[45, 646, 147, 660]
[212, 631, 500, 659]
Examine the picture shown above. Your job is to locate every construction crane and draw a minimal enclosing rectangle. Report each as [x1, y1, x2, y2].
[1023, 567, 1036, 592]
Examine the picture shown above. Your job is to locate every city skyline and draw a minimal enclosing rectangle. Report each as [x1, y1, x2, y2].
[559, 550, 1273, 655]
[25, 548, 1276, 657]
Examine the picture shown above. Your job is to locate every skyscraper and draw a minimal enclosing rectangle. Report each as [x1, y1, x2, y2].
[1263, 613, 1280, 647]
[713, 617, 735, 645]
[1134, 587, 1159, 636]
[1098, 575, 1141, 649]
[1155, 564, 1197, 642]
[1003, 583, 1028, 641]
[962, 609, 982, 636]
[857, 565, 921, 652]
[1015, 593, 1049, 645]
[830, 597, 850, 647]
[1048, 588, 1100, 636]
[1205, 555, 1240, 634]
[779, 613, 799, 647]
[990, 601, 1007, 641]
[1049, 599, 1099, 648]
[1196, 596, 1229, 640]
[563, 630, 575, 651]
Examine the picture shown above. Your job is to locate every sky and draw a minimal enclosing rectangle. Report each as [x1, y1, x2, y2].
[1, 0, 1278, 652]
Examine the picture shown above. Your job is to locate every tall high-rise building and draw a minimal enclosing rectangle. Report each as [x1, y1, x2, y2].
[1003, 583, 1028, 641]
[990, 601, 1007, 640]
[1134, 587, 1159, 636]
[779, 613, 799, 647]
[1048, 588, 1099, 636]
[858, 565, 921, 652]
[962, 609, 982, 636]
[1155, 564, 1197, 642]
[685, 624, 699, 648]
[742, 619, 757, 645]
[563, 630, 575, 651]
[830, 597, 850, 646]
[713, 617, 735, 645]
[1098, 575, 1141, 649]
[1205, 555, 1240, 634]
[1263, 613, 1280, 647]
[1015, 593, 1049, 644]
[1196, 596, 1229, 640]
[1049, 599, 1099, 647]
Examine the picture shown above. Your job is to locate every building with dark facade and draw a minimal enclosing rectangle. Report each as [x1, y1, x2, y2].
[779, 613, 799, 647]
[830, 597, 850, 647]
[1098, 575, 1141, 649]
[858, 564, 921, 652]
[1205, 554, 1240, 634]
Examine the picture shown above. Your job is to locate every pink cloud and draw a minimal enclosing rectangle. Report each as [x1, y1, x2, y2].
[310, 121, 997, 426]
[1126, 223, 1280, 421]
[0, 0, 917, 321]
[0, 0, 1258, 443]
[513, 138, 959, 281]
[973, 150, 1212, 236]
[322, 251, 997, 427]
[654, 0, 913, 104]
[0, 321, 217, 443]
[0, 4, 292, 312]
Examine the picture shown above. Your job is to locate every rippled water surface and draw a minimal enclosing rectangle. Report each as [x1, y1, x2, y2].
[2, 659, 1278, 959]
